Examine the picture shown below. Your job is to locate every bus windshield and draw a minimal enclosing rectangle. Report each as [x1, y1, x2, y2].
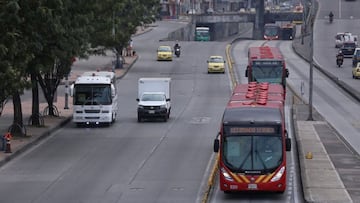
[195, 27, 210, 41]
[74, 84, 112, 105]
[251, 62, 283, 83]
[222, 134, 283, 173]
[264, 25, 280, 38]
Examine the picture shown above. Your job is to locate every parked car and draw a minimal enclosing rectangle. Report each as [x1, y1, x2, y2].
[206, 8, 214, 14]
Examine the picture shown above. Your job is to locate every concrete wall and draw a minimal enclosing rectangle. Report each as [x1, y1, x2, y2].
[166, 21, 253, 41]
[166, 22, 195, 41]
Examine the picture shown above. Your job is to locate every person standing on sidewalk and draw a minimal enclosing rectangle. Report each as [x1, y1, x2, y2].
[126, 39, 133, 56]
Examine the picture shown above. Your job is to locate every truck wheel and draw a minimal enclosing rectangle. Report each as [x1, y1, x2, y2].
[137, 115, 142, 122]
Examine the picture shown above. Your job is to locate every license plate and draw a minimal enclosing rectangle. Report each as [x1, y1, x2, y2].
[248, 183, 258, 190]
[149, 110, 155, 114]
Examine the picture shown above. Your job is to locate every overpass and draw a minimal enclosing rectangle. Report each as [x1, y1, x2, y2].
[193, 11, 303, 24]
[189, 10, 303, 40]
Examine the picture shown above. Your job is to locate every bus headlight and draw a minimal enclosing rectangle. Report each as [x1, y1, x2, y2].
[271, 166, 285, 182]
[221, 167, 234, 182]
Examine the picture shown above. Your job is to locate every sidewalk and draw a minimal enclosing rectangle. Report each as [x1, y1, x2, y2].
[0, 26, 152, 167]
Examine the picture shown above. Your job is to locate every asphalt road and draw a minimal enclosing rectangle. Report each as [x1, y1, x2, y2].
[0, 21, 232, 203]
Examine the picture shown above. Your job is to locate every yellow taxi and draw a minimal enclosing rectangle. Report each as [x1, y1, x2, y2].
[157, 45, 173, 61]
[207, 55, 226, 73]
[352, 62, 360, 79]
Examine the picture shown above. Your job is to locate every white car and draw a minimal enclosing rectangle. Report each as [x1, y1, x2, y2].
[188, 9, 196, 14]
[335, 32, 357, 48]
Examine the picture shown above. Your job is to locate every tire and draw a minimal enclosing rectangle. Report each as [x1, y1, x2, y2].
[353, 75, 355, 79]
[137, 115, 142, 122]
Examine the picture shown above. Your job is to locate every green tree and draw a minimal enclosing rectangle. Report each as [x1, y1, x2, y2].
[89, 0, 160, 65]
[18, 0, 96, 125]
[0, 1, 33, 135]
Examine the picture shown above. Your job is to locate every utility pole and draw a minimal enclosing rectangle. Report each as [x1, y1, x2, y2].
[253, 0, 265, 40]
[307, 1, 314, 121]
[64, 75, 69, 109]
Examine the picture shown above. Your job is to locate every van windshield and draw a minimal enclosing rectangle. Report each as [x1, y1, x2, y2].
[141, 94, 165, 101]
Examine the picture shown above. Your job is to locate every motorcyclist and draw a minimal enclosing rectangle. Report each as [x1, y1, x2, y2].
[336, 50, 344, 67]
[174, 41, 181, 57]
[174, 41, 181, 51]
[329, 11, 334, 23]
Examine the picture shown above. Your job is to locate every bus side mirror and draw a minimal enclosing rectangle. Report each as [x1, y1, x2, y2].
[245, 66, 249, 77]
[286, 69, 289, 77]
[286, 138, 291, 151]
[285, 129, 291, 151]
[214, 138, 219, 152]
[111, 84, 116, 98]
[70, 84, 74, 97]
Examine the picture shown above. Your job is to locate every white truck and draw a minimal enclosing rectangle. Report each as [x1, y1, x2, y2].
[70, 71, 117, 126]
[136, 78, 171, 122]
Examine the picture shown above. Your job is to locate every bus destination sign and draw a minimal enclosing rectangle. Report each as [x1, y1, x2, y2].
[229, 127, 276, 134]
[253, 60, 282, 66]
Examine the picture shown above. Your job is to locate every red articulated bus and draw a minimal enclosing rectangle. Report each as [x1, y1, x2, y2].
[214, 82, 291, 193]
[245, 46, 289, 92]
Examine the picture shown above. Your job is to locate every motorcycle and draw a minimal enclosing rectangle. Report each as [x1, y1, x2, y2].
[336, 57, 343, 68]
[174, 47, 181, 57]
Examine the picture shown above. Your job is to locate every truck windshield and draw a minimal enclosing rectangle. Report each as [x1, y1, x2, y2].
[222, 135, 283, 173]
[74, 84, 112, 105]
[141, 94, 165, 101]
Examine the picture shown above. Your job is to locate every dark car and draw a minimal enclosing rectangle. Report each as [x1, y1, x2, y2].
[352, 48, 360, 66]
[341, 41, 357, 57]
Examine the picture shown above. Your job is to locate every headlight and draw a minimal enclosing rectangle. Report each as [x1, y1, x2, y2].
[271, 166, 285, 182]
[160, 105, 166, 108]
[138, 105, 144, 109]
[221, 167, 234, 182]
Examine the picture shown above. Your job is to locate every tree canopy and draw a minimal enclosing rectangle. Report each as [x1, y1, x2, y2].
[0, 0, 160, 133]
